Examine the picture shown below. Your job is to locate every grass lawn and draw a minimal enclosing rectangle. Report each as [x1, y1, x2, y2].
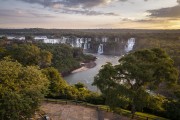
[97, 105, 169, 120]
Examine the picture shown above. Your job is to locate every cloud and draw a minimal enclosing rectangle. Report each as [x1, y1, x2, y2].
[16, 0, 119, 16]
[134, 19, 167, 24]
[0, 9, 55, 18]
[148, 5, 180, 18]
[60, 8, 119, 16]
[19, 0, 45, 6]
[18, 0, 130, 8]
[177, 0, 180, 4]
[121, 18, 134, 22]
[117, 17, 180, 29]
[120, 17, 176, 24]
[17, 0, 119, 16]
[59, 0, 113, 8]
[147, 0, 180, 18]
[19, 0, 113, 8]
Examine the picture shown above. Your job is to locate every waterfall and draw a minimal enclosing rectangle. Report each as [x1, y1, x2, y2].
[84, 39, 88, 49]
[98, 44, 104, 54]
[88, 43, 91, 49]
[80, 38, 84, 48]
[125, 38, 135, 52]
[76, 39, 80, 47]
[80, 39, 84, 43]
[75, 39, 83, 48]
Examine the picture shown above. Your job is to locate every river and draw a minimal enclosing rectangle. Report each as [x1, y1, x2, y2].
[64, 54, 121, 91]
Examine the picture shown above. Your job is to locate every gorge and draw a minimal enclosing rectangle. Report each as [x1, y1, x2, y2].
[1, 34, 136, 90]
[63, 37, 136, 91]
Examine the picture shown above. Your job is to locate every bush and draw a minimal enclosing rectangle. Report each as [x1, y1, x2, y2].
[86, 92, 105, 105]
[164, 100, 180, 120]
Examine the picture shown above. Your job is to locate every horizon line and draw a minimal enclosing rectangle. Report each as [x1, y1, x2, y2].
[0, 28, 180, 30]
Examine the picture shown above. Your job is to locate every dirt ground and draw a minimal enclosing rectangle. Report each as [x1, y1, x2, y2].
[40, 102, 98, 120]
[40, 102, 130, 120]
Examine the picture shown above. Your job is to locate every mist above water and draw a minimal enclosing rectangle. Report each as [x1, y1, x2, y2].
[125, 38, 135, 53]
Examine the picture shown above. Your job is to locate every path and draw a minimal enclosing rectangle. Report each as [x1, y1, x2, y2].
[41, 102, 98, 120]
[40, 102, 130, 120]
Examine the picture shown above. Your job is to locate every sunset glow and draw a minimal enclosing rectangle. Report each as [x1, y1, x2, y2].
[0, 0, 180, 29]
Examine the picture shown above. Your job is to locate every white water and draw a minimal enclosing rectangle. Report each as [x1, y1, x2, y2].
[44, 39, 60, 44]
[84, 40, 88, 49]
[98, 44, 104, 54]
[76, 39, 81, 48]
[88, 43, 91, 49]
[125, 38, 135, 52]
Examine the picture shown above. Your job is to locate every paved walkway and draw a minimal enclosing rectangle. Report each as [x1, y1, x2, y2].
[41, 102, 98, 120]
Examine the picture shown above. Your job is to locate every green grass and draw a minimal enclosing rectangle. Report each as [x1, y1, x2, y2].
[96, 105, 169, 120]
[135, 112, 168, 120]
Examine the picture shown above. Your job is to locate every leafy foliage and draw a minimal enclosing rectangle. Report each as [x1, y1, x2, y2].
[0, 43, 52, 67]
[93, 48, 179, 118]
[42, 67, 67, 97]
[164, 100, 180, 120]
[0, 59, 49, 119]
[37, 43, 95, 74]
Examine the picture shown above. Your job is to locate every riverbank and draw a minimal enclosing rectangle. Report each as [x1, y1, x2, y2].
[64, 55, 120, 91]
[61, 53, 96, 77]
[71, 61, 96, 73]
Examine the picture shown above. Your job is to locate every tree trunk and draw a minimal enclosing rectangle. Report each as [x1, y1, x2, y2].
[131, 104, 136, 119]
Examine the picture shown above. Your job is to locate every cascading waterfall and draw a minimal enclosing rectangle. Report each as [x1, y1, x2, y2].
[71, 43, 74, 47]
[88, 43, 91, 49]
[84, 39, 88, 49]
[76, 39, 81, 47]
[80, 39, 84, 48]
[98, 44, 104, 54]
[124, 38, 135, 52]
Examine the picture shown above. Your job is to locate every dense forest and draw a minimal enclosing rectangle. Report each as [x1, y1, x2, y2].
[0, 28, 180, 36]
[0, 39, 101, 119]
[134, 33, 180, 83]
[0, 29, 180, 119]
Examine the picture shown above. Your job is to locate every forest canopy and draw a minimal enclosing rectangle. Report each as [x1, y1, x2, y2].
[93, 48, 179, 118]
[0, 59, 49, 119]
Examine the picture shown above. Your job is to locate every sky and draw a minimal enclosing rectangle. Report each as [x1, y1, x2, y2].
[0, 0, 180, 29]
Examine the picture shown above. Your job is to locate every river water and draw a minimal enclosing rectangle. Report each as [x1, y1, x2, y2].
[64, 54, 121, 91]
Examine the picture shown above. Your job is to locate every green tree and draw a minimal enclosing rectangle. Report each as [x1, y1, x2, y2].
[42, 67, 67, 97]
[38, 44, 80, 74]
[25, 35, 34, 41]
[0, 59, 49, 119]
[9, 44, 41, 66]
[93, 48, 179, 118]
[2, 44, 52, 67]
[39, 50, 52, 68]
[74, 82, 86, 89]
[164, 87, 180, 120]
[37, 43, 95, 74]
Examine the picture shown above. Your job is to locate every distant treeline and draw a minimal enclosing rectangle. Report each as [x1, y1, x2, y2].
[0, 28, 180, 37]
[134, 33, 180, 84]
